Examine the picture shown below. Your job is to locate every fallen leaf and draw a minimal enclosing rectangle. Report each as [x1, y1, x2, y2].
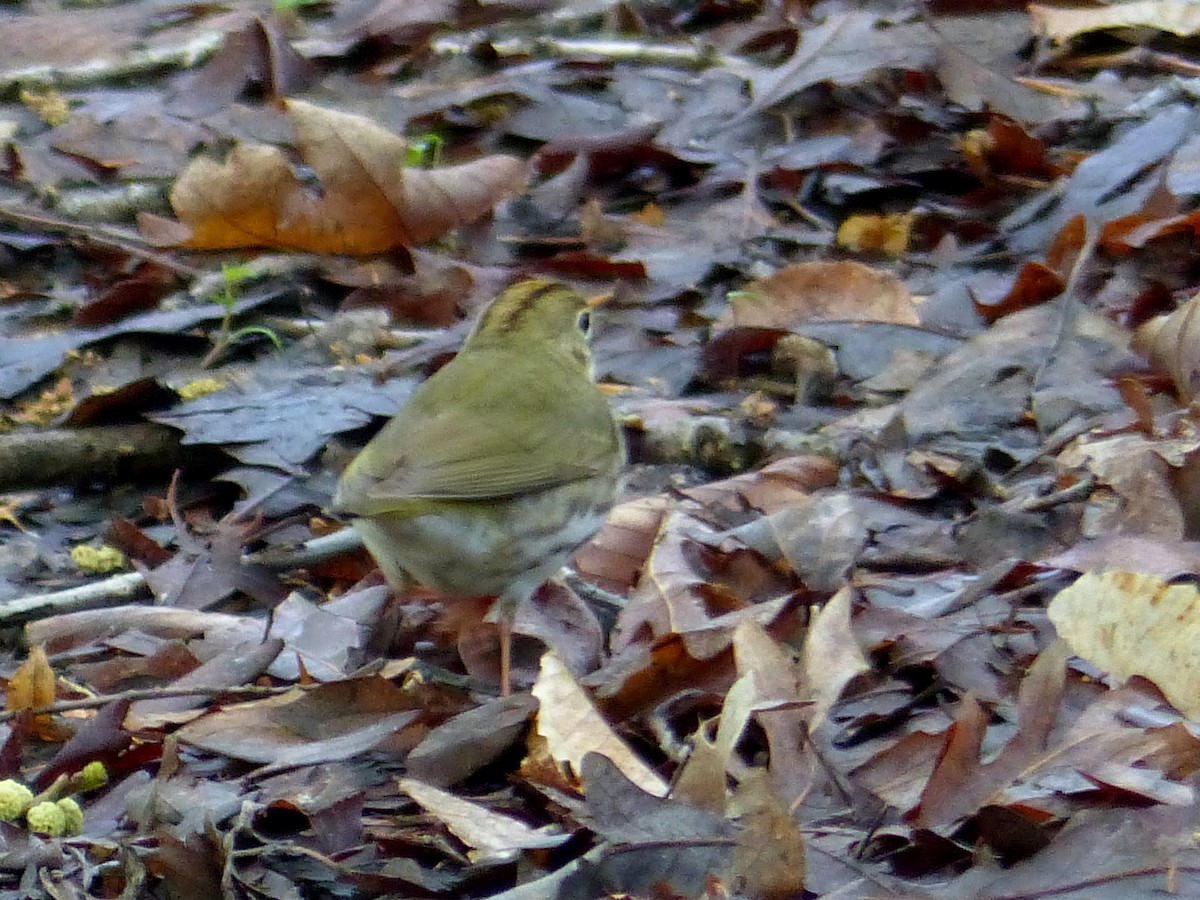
[727, 768, 806, 900]
[1133, 292, 1200, 402]
[803, 587, 872, 728]
[407, 694, 537, 786]
[725, 261, 921, 329]
[176, 677, 419, 770]
[398, 777, 569, 862]
[141, 99, 528, 254]
[6, 646, 62, 741]
[1049, 571, 1200, 719]
[1029, 1, 1200, 40]
[531, 652, 668, 797]
[913, 641, 1067, 826]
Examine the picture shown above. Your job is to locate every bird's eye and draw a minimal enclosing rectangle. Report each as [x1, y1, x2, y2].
[576, 311, 592, 334]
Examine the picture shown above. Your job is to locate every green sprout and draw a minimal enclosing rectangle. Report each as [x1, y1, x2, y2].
[202, 263, 282, 368]
[273, 0, 327, 13]
[405, 133, 444, 168]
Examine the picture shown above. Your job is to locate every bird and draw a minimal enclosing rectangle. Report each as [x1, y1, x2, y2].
[332, 279, 625, 694]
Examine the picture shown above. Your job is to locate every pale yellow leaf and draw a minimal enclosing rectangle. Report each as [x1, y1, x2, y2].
[1048, 570, 1200, 719]
[1030, 1, 1200, 41]
[531, 652, 668, 797]
[398, 777, 567, 862]
[803, 587, 871, 727]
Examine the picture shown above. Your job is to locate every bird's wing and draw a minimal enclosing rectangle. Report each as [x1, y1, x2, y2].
[336, 348, 619, 513]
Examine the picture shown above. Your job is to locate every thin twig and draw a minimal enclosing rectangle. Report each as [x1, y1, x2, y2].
[0, 530, 363, 627]
[0, 204, 199, 278]
[0, 682, 304, 725]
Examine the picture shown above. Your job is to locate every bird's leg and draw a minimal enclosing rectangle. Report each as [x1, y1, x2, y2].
[484, 594, 521, 696]
[498, 617, 512, 698]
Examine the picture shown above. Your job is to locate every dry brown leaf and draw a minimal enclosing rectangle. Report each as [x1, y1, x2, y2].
[681, 455, 839, 515]
[1133, 292, 1200, 402]
[141, 99, 528, 254]
[6, 644, 56, 711]
[573, 495, 669, 596]
[671, 669, 758, 811]
[674, 621, 818, 812]
[1049, 571, 1200, 719]
[914, 641, 1067, 826]
[723, 261, 920, 329]
[6, 645, 60, 741]
[727, 768, 806, 900]
[530, 652, 668, 797]
[26, 605, 263, 656]
[1057, 433, 1186, 539]
[852, 729, 946, 811]
[668, 722, 727, 813]
[1043, 534, 1200, 579]
[175, 677, 419, 770]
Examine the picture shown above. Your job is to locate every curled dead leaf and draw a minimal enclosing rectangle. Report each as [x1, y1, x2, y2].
[6, 645, 64, 741]
[1133, 293, 1200, 402]
[141, 99, 528, 254]
[6, 645, 56, 713]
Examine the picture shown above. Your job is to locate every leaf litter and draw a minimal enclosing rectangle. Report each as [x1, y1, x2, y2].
[5, 0, 1200, 896]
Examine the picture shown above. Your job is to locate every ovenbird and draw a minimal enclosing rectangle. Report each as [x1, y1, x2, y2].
[332, 279, 624, 694]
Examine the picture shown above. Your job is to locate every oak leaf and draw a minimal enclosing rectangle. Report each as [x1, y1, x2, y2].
[140, 99, 528, 254]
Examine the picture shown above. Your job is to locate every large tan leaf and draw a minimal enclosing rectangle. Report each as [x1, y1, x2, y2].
[722, 260, 920, 329]
[175, 677, 419, 769]
[1029, 2, 1200, 41]
[141, 99, 528, 253]
[1048, 570, 1200, 719]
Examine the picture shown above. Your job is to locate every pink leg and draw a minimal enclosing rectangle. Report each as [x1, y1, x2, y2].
[498, 618, 513, 697]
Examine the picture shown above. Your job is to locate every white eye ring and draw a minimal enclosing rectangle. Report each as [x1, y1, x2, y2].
[576, 310, 592, 333]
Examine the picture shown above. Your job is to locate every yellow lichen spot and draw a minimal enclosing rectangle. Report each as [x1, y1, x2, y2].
[176, 378, 225, 401]
[631, 202, 665, 227]
[19, 87, 70, 126]
[56, 798, 84, 836]
[26, 801, 66, 837]
[0, 780, 33, 821]
[75, 762, 109, 792]
[960, 128, 995, 176]
[70, 544, 125, 574]
[10, 378, 74, 426]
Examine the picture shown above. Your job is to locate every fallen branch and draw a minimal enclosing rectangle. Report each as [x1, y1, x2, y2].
[0, 423, 216, 491]
[0, 530, 362, 627]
